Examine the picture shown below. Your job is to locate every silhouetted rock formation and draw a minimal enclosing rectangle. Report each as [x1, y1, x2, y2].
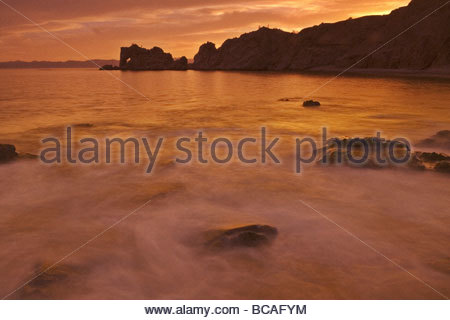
[120, 44, 188, 70]
[192, 0, 450, 71]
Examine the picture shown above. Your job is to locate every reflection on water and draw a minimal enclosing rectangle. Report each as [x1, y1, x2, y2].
[0, 69, 449, 299]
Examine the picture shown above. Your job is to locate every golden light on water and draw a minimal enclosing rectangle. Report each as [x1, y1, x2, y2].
[0, 0, 449, 302]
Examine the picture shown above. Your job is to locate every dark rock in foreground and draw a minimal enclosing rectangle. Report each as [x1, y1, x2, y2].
[303, 100, 321, 107]
[317, 135, 450, 174]
[0, 144, 18, 163]
[410, 152, 450, 173]
[206, 225, 278, 250]
[318, 136, 411, 168]
[120, 44, 188, 70]
[0, 144, 37, 164]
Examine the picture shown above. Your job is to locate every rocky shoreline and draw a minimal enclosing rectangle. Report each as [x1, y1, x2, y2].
[2, 130, 449, 174]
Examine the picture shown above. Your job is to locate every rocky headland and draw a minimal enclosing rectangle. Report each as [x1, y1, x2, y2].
[192, 0, 449, 71]
[113, 0, 450, 72]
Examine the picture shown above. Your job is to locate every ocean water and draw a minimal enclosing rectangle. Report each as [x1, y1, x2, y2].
[0, 69, 449, 299]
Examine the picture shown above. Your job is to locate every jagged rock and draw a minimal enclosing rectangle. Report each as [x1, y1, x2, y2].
[113, 1, 449, 72]
[192, 42, 219, 70]
[0, 144, 18, 163]
[193, 28, 297, 70]
[303, 100, 321, 107]
[416, 152, 449, 162]
[120, 44, 188, 70]
[205, 225, 278, 250]
[411, 152, 450, 172]
[318, 137, 450, 174]
[192, 0, 450, 71]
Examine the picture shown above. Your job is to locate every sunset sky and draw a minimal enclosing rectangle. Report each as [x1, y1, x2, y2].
[0, 0, 410, 61]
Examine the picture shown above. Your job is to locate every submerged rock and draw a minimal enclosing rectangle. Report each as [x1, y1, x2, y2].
[303, 100, 321, 107]
[0, 144, 18, 163]
[317, 136, 450, 174]
[318, 136, 410, 168]
[206, 225, 278, 250]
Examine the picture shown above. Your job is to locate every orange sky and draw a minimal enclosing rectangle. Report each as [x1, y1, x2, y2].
[0, 0, 410, 61]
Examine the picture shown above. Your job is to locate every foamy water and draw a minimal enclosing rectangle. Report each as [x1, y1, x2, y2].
[0, 69, 449, 299]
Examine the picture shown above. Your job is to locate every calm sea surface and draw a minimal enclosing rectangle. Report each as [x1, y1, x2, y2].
[0, 69, 449, 299]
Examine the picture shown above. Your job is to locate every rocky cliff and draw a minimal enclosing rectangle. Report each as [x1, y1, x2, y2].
[120, 44, 188, 70]
[192, 0, 450, 71]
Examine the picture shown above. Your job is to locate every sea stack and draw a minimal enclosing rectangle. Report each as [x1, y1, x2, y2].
[119, 44, 188, 70]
